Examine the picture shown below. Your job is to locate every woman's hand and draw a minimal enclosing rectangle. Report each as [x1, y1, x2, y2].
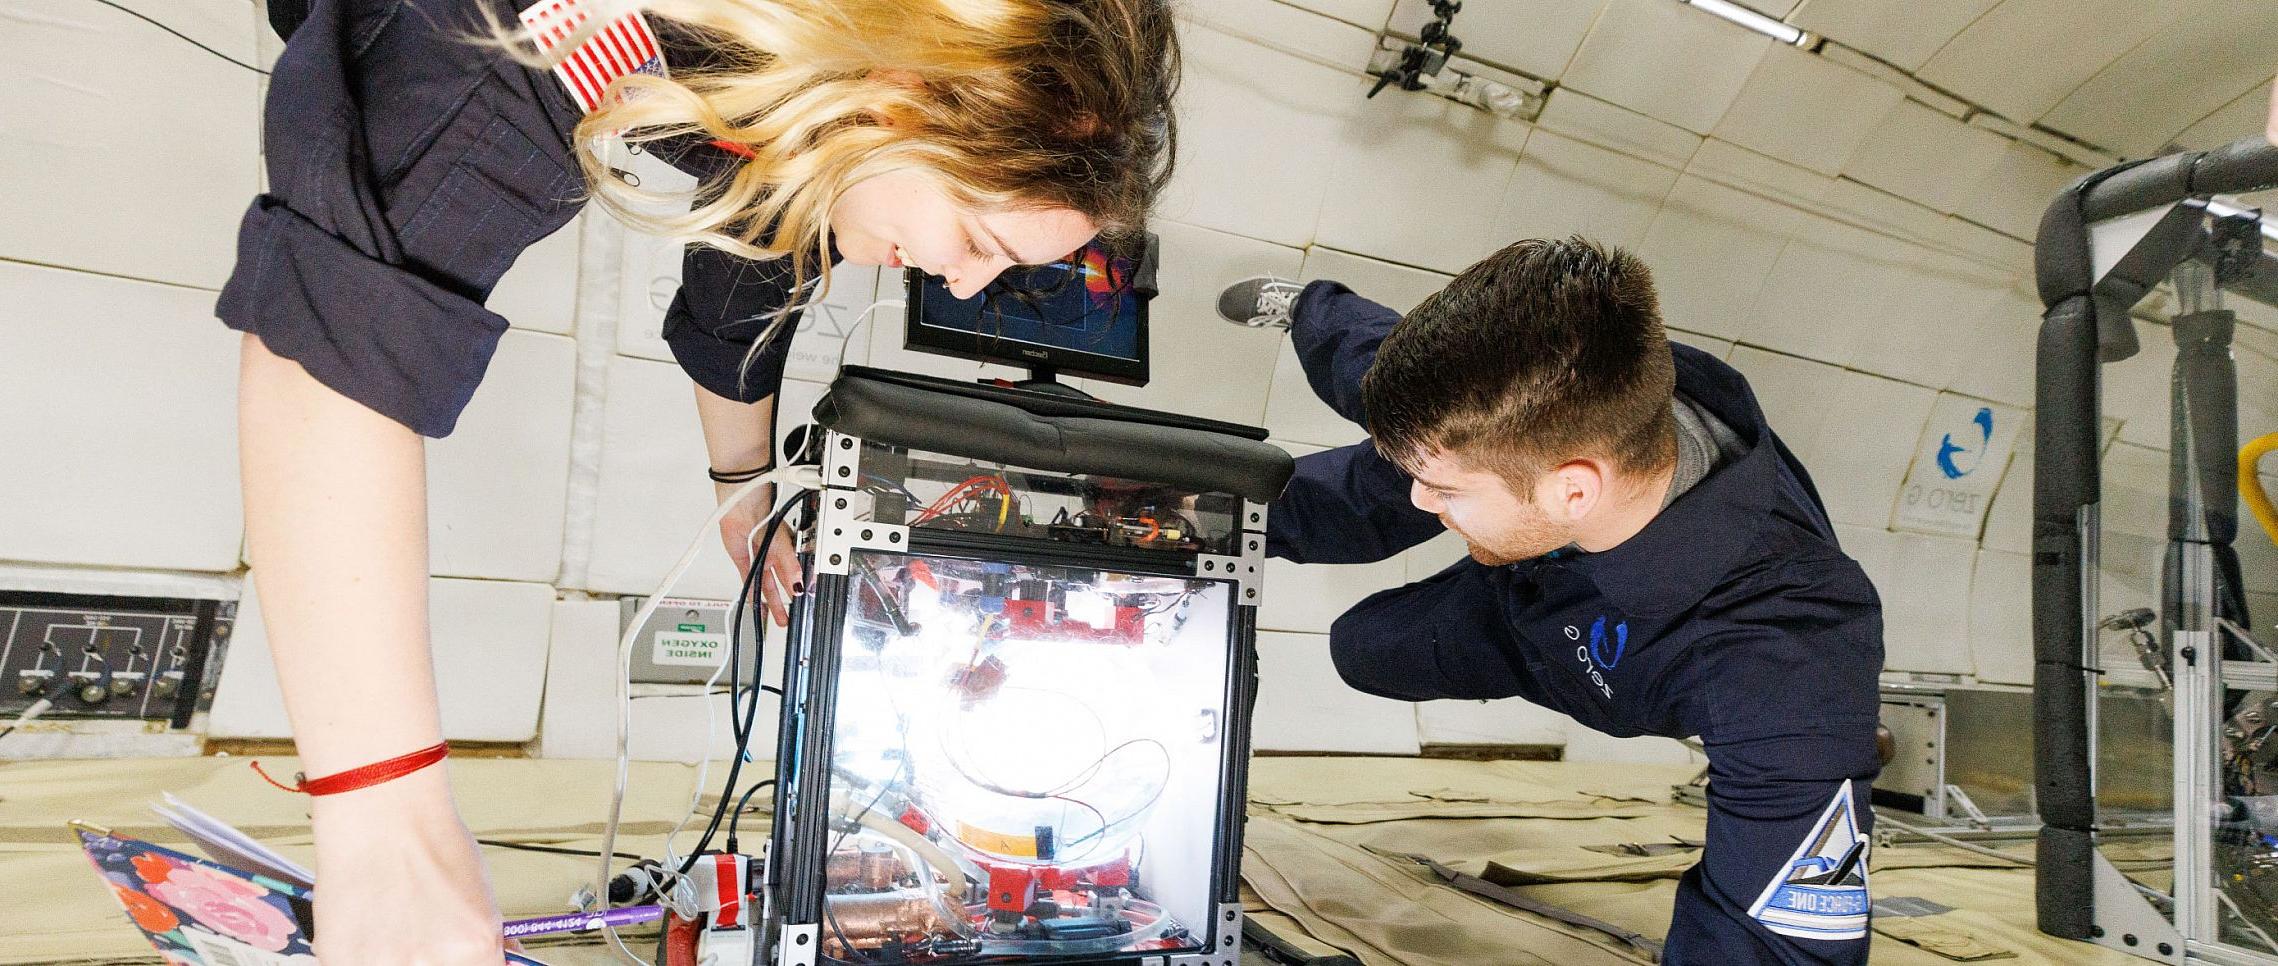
[719, 482, 802, 627]
[309, 768, 508, 965]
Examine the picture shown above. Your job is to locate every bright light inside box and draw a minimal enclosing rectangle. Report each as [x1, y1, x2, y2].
[821, 553, 1233, 962]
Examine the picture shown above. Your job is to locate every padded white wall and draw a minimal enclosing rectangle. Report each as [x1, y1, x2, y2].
[208, 576, 556, 742]
[14, 0, 2278, 766]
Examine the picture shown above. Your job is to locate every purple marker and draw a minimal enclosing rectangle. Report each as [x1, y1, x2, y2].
[502, 904, 668, 939]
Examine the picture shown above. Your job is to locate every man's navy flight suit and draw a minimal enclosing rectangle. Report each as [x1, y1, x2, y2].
[1267, 281, 1886, 965]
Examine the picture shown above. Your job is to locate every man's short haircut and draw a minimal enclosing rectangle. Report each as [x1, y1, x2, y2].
[1360, 236, 1677, 483]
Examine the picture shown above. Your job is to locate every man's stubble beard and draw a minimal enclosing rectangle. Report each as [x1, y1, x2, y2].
[1441, 510, 1568, 567]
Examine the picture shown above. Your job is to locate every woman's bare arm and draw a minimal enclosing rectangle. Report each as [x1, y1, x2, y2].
[693, 384, 801, 625]
[237, 333, 505, 964]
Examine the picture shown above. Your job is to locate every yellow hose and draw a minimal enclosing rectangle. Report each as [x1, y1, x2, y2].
[2243, 432, 2278, 548]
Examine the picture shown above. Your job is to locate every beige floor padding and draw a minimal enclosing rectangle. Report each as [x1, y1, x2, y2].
[2, 755, 2150, 964]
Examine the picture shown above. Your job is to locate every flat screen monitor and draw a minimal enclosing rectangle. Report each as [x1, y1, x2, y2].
[903, 236, 1151, 386]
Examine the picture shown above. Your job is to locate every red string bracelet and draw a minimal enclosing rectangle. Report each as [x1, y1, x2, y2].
[252, 741, 450, 796]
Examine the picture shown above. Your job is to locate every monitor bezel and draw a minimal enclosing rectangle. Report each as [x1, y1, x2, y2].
[900, 254, 1151, 387]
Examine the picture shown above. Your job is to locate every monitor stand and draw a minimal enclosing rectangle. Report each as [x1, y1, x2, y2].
[1008, 366, 1095, 400]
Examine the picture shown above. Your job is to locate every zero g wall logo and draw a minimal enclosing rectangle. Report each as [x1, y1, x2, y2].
[1564, 616, 1626, 699]
[1894, 397, 2020, 538]
[1934, 406, 1994, 480]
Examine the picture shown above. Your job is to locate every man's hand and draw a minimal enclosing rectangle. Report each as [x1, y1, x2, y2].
[719, 482, 801, 627]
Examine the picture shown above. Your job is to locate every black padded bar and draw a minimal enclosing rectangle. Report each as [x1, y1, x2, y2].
[816, 370, 1297, 504]
[2080, 135, 2278, 223]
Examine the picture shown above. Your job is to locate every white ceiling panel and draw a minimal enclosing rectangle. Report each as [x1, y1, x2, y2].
[1299, 247, 1455, 312]
[1841, 100, 2013, 214]
[1390, 0, 1610, 79]
[1916, 0, 2195, 127]
[581, 355, 741, 598]
[1281, 0, 1399, 30]
[1416, 698, 1572, 746]
[1496, 127, 1682, 251]
[1687, 138, 1839, 210]
[1724, 346, 1846, 468]
[427, 331, 576, 583]
[0, 263, 243, 572]
[1790, 0, 2001, 71]
[487, 215, 582, 335]
[1953, 141, 2088, 241]
[2039, 0, 2278, 158]
[1942, 281, 2043, 408]
[1811, 372, 1939, 531]
[1313, 92, 1531, 273]
[210, 577, 555, 742]
[1160, 11, 1370, 247]
[1631, 175, 1803, 341]
[1080, 221, 1298, 425]
[1535, 90, 1703, 171]
[1877, 531, 1979, 674]
[1711, 42, 1906, 176]
[1260, 249, 1451, 449]
[1560, 0, 1772, 135]
[2174, 80, 2276, 152]
[0, 0, 259, 289]
[1739, 215, 1898, 366]
[1930, 217, 2035, 274]
[1252, 631, 1423, 754]
[2104, 319, 2181, 451]
[1840, 245, 2014, 388]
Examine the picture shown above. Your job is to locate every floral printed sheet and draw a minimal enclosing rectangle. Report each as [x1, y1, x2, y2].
[75, 823, 558, 965]
[75, 825, 316, 965]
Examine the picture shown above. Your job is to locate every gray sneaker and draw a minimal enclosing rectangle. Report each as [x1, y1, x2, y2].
[1217, 276, 1304, 329]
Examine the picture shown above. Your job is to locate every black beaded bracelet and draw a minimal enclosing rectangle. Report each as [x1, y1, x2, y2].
[707, 462, 775, 485]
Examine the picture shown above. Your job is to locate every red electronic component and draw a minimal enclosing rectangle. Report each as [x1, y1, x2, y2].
[987, 865, 1038, 913]
[997, 599, 1147, 646]
[1088, 856, 1131, 888]
[897, 805, 932, 835]
[949, 654, 1008, 703]
[1002, 599, 1051, 631]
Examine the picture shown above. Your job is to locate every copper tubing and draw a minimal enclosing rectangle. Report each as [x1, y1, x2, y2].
[827, 847, 909, 892]
[822, 890, 953, 952]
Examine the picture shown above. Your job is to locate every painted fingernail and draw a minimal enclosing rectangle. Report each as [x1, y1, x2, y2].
[791, 581, 806, 595]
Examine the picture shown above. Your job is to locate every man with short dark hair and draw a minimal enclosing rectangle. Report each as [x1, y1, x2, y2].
[1227, 238, 1884, 964]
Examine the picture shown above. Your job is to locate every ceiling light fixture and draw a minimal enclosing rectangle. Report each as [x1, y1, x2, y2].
[1680, 0, 1810, 47]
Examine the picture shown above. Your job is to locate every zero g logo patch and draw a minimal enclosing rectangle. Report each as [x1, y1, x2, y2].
[1565, 616, 1626, 700]
[1589, 616, 1628, 669]
[1934, 406, 1994, 480]
[1750, 780, 1870, 941]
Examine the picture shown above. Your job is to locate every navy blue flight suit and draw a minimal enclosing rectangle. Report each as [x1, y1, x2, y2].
[1268, 281, 1886, 965]
[219, 0, 828, 437]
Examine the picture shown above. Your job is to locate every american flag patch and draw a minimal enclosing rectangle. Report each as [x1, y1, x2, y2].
[518, 0, 668, 114]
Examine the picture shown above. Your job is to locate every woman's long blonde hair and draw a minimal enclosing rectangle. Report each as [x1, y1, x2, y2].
[514, 0, 1177, 348]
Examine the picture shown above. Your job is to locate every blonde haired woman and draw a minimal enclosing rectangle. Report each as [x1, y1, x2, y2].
[222, 0, 1175, 960]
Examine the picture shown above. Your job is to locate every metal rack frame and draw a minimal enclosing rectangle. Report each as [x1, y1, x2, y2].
[2033, 134, 2278, 964]
[759, 428, 1270, 966]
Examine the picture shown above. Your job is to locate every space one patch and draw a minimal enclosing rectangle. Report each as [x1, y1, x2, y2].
[1749, 779, 1870, 940]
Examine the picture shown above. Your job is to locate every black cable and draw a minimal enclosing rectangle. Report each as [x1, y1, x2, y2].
[681, 490, 812, 875]
[477, 839, 646, 862]
[723, 778, 775, 855]
[82, 0, 272, 75]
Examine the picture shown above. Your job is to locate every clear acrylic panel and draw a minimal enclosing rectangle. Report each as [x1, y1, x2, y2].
[817, 549, 1234, 962]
